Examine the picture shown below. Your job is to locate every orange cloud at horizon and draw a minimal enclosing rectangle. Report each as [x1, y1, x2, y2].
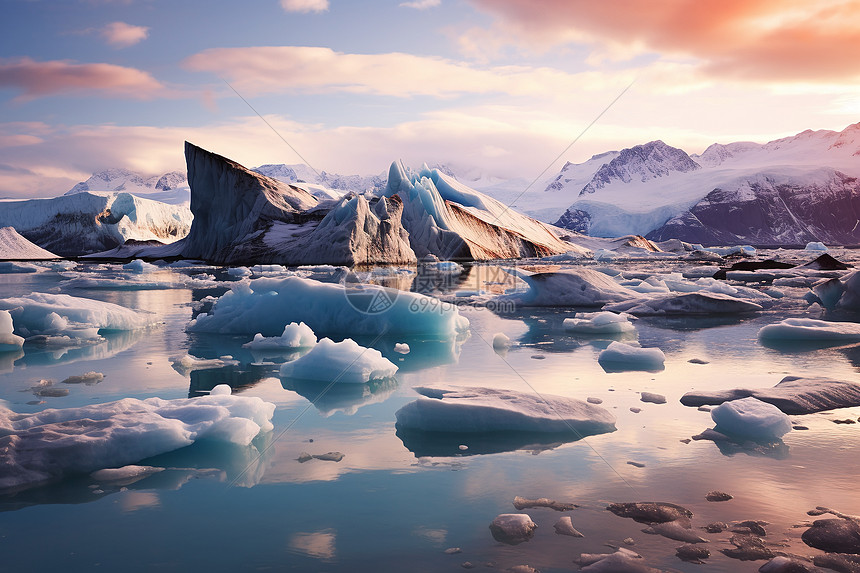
[468, 0, 860, 82]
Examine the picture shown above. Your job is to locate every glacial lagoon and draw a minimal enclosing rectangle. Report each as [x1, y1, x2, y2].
[2, 252, 860, 572]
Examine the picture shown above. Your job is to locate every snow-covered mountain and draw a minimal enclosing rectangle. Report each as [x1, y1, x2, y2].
[552, 123, 860, 245]
[65, 168, 191, 206]
[0, 192, 192, 256]
[252, 164, 386, 201]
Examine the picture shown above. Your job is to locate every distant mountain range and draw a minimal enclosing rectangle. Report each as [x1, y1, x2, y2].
[550, 123, 860, 245]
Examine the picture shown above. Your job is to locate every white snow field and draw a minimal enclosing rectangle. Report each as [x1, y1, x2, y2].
[0, 385, 275, 490]
[394, 386, 616, 434]
[563, 311, 635, 335]
[0, 292, 155, 339]
[758, 318, 860, 341]
[242, 322, 317, 350]
[279, 337, 398, 384]
[710, 397, 793, 440]
[187, 276, 469, 338]
[597, 341, 665, 371]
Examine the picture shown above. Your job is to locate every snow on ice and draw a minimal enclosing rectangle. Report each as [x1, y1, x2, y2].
[759, 318, 860, 342]
[563, 311, 635, 335]
[279, 337, 398, 384]
[0, 385, 275, 490]
[242, 322, 317, 350]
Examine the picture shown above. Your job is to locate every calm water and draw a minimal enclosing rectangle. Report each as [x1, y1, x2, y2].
[2, 253, 860, 572]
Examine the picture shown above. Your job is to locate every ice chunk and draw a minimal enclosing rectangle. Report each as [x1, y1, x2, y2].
[0, 310, 24, 351]
[90, 465, 165, 485]
[279, 337, 398, 384]
[61, 371, 103, 385]
[605, 292, 763, 315]
[563, 311, 635, 335]
[242, 322, 317, 350]
[711, 397, 792, 439]
[0, 391, 275, 490]
[395, 385, 616, 434]
[640, 392, 667, 404]
[759, 318, 860, 342]
[498, 268, 637, 307]
[489, 514, 536, 545]
[492, 332, 512, 350]
[0, 261, 40, 273]
[805, 242, 828, 251]
[598, 341, 665, 371]
[681, 376, 860, 414]
[171, 354, 239, 374]
[227, 266, 252, 277]
[579, 548, 659, 572]
[393, 342, 410, 354]
[0, 292, 154, 338]
[554, 516, 584, 537]
[187, 276, 469, 338]
[122, 259, 158, 273]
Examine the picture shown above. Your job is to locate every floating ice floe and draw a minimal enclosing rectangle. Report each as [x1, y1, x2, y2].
[279, 337, 398, 384]
[809, 271, 860, 310]
[187, 276, 469, 338]
[805, 242, 828, 251]
[0, 384, 275, 490]
[242, 322, 317, 350]
[758, 318, 860, 342]
[579, 548, 659, 573]
[394, 385, 616, 434]
[598, 341, 665, 371]
[680, 375, 860, 414]
[227, 266, 252, 277]
[498, 268, 637, 307]
[0, 310, 24, 351]
[122, 259, 159, 273]
[0, 261, 41, 274]
[171, 354, 239, 374]
[563, 311, 635, 335]
[0, 292, 155, 339]
[605, 292, 763, 315]
[393, 342, 410, 354]
[710, 397, 792, 439]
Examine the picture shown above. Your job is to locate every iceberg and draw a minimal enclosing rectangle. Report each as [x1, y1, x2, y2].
[710, 397, 792, 439]
[0, 292, 155, 338]
[563, 311, 635, 335]
[279, 337, 398, 384]
[188, 276, 469, 338]
[499, 268, 637, 307]
[680, 375, 860, 414]
[242, 322, 317, 350]
[394, 385, 616, 434]
[604, 292, 763, 315]
[0, 385, 275, 490]
[598, 341, 665, 371]
[0, 226, 58, 259]
[0, 310, 24, 351]
[758, 318, 860, 342]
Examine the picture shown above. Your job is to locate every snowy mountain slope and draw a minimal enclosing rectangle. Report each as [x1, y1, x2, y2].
[65, 168, 191, 206]
[552, 123, 860, 242]
[253, 163, 386, 201]
[0, 227, 58, 259]
[648, 169, 860, 245]
[0, 192, 192, 256]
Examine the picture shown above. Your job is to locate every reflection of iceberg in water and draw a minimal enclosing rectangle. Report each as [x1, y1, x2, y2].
[0, 349, 24, 374]
[0, 434, 273, 512]
[694, 429, 790, 459]
[365, 336, 465, 372]
[187, 364, 278, 397]
[282, 377, 399, 417]
[13, 329, 146, 369]
[395, 428, 598, 458]
[288, 529, 337, 561]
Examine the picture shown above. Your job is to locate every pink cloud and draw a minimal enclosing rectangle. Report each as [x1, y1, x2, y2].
[467, 0, 860, 82]
[0, 58, 164, 100]
[280, 0, 329, 13]
[100, 21, 149, 48]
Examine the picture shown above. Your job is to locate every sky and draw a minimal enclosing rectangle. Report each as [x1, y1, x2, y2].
[1, 0, 859, 199]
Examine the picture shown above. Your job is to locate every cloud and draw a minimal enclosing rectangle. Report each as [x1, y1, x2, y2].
[466, 0, 860, 82]
[184, 46, 621, 98]
[100, 21, 149, 48]
[0, 57, 164, 100]
[400, 0, 441, 9]
[280, 0, 329, 13]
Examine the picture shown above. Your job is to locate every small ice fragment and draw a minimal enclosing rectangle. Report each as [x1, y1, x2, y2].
[711, 397, 792, 439]
[61, 371, 104, 385]
[210, 384, 232, 396]
[242, 322, 316, 350]
[458, 444, 468, 451]
[492, 332, 511, 350]
[489, 514, 537, 545]
[598, 342, 665, 371]
[562, 311, 635, 335]
[629, 407, 641, 413]
[279, 337, 397, 384]
[394, 343, 410, 354]
[640, 392, 667, 404]
[554, 516, 584, 537]
[444, 547, 461, 554]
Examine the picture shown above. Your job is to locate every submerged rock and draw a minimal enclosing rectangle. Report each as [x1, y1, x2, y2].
[812, 553, 860, 573]
[722, 534, 774, 561]
[802, 519, 860, 554]
[607, 502, 693, 523]
[676, 544, 710, 563]
[579, 548, 661, 572]
[489, 514, 537, 545]
[643, 520, 708, 543]
[640, 392, 667, 404]
[512, 496, 577, 511]
[706, 491, 733, 502]
[759, 556, 824, 572]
